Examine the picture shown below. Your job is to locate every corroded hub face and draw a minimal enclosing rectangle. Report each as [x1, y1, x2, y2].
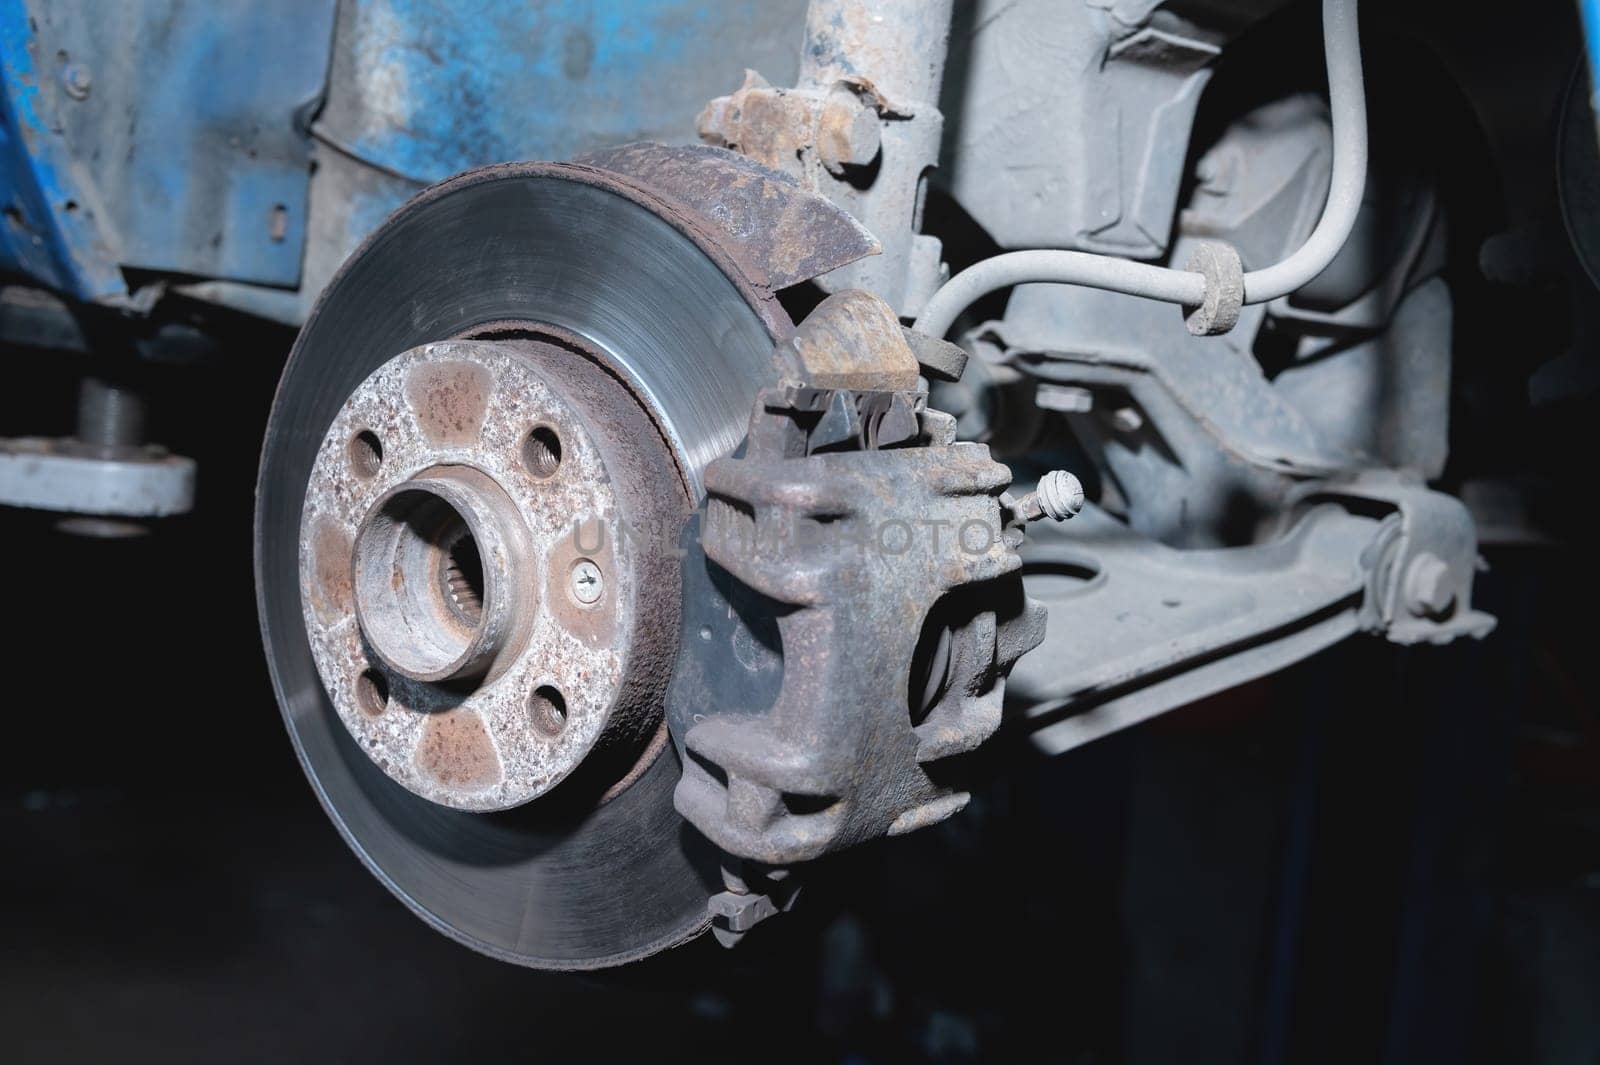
[298, 336, 688, 812]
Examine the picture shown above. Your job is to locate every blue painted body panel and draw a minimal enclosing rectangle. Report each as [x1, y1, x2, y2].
[327, 0, 718, 183]
[0, 1, 122, 299]
[0, 0, 804, 313]
[0, 0, 337, 302]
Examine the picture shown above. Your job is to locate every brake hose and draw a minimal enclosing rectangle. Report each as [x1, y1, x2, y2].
[912, 0, 1367, 339]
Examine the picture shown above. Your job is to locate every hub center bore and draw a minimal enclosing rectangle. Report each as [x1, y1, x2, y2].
[352, 466, 532, 684]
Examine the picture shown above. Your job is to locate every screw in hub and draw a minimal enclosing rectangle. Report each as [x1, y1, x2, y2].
[569, 559, 604, 605]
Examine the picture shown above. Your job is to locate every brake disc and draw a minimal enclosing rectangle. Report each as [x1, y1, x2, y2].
[254, 155, 869, 969]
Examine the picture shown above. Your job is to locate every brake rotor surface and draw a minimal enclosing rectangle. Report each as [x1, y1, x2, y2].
[255, 162, 783, 968]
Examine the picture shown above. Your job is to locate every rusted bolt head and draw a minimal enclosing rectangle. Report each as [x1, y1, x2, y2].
[696, 96, 736, 144]
[1404, 552, 1455, 619]
[819, 94, 881, 176]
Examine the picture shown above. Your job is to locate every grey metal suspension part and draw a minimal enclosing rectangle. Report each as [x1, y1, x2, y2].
[968, 85, 1453, 552]
[917, 46, 1492, 763]
[1010, 480, 1493, 758]
[954, 72, 1488, 756]
[942, 0, 1289, 262]
[0, 374, 196, 536]
[913, 0, 1368, 340]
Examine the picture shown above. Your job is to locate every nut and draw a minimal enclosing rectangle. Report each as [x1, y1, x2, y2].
[1404, 552, 1455, 618]
[818, 92, 881, 176]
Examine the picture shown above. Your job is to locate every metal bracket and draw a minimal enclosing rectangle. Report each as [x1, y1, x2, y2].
[1013, 475, 1495, 756]
[1308, 475, 1497, 646]
[1013, 501, 1380, 755]
[0, 438, 194, 521]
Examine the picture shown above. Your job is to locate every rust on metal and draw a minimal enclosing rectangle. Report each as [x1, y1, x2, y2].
[298, 331, 691, 812]
[307, 517, 354, 624]
[405, 360, 494, 446]
[775, 289, 921, 392]
[574, 142, 879, 293]
[417, 708, 503, 789]
[669, 293, 1046, 869]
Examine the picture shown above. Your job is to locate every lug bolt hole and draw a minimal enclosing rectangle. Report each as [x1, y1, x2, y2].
[348, 430, 384, 479]
[529, 685, 567, 737]
[522, 425, 562, 479]
[356, 668, 389, 717]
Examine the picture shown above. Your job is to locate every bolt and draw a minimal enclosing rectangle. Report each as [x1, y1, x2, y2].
[1110, 406, 1144, 434]
[61, 64, 91, 101]
[1017, 470, 1085, 524]
[76, 376, 145, 452]
[1404, 552, 1455, 618]
[818, 93, 881, 176]
[570, 559, 604, 604]
[1194, 147, 1236, 195]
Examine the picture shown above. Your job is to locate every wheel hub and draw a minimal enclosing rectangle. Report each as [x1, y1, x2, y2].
[298, 333, 689, 812]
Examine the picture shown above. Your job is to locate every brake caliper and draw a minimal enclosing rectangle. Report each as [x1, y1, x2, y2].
[668, 291, 1048, 942]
